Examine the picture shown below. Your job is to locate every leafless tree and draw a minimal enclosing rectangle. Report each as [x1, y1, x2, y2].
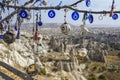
[0, 0, 120, 24]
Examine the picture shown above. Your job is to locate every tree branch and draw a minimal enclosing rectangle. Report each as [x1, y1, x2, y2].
[0, 2, 120, 14]
[0, 0, 34, 23]
[0, 0, 120, 24]
[70, 0, 84, 6]
[0, 0, 85, 24]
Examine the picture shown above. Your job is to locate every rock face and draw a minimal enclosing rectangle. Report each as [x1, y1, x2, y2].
[57, 61, 72, 72]
[50, 36, 69, 54]
[57, 48, 79, 72]
[50, 36, 60, 51]
[70, 48, 78, 70]
[88, 48, 107, 62]
[63, 62, 72, 72]
[58, 43, 65, 53]
[0, 33, 46, 67]
[85, 40, 108, 63]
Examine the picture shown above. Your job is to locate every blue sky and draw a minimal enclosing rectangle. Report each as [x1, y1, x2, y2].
[2, 0, 120, 27]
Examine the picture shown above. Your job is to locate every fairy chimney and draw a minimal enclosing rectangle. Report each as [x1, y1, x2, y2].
[50, 36, 59, 50]
[50, 36, 55, 47]
[70, 48, 78, 70]
[58, 42, 65, 53]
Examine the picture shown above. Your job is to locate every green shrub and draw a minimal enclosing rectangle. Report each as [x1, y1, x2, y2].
[101, 66, 106, 71]
[98, 66, 106, 72]
[88, 73, 96, 80]
[88, 77, 96, 80]
[98, 75, 107, 80]
[92, 66, 97, 71]
[47, 49, 51, 53]
[40, 68, 46, 75]
[61, 77, 69, 80]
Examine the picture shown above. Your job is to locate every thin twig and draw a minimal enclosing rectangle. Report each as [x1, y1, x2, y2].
[0, 2, 120, 14]
[0, 0, 84, 23]
[0, 0, 120, 24]
[0, 0, 34, 23]
[70, 0, 84, 6]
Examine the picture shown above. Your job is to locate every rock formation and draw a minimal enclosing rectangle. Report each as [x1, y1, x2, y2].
[88, 48, 107, 63]
[0, 34, 46, 67]
[70, 48, 78, 70]
[58, 43, 64, 53]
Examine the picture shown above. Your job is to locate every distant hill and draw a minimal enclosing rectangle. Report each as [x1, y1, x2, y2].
[11, 23, 120, 35]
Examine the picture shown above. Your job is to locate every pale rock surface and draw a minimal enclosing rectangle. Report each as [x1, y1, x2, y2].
[0, 32, 44, 67]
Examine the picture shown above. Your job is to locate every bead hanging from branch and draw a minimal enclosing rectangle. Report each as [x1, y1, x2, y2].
[0, 0, 119, 24]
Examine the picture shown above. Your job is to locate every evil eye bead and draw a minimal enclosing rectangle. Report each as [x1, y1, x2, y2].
[38, 21, 43, 26]
[19, 10, 28, 18]
[48, 10, 56, 18]
[86, 0, 91, 7]
[71, 11, 79, 21]
[88, 14, 94, 23]
[112, 13, 118, 20]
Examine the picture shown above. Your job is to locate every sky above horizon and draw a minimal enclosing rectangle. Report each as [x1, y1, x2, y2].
[1, 0, 120, 27]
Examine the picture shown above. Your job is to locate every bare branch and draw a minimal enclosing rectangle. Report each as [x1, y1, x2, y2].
[0, 0, 85, 24]
[67, 6, 120, 14]
[70, 0, 84, 6]
[0, 2, 120, 14]
[0, 0, 120, 24]
[0, 0, 34, 23]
